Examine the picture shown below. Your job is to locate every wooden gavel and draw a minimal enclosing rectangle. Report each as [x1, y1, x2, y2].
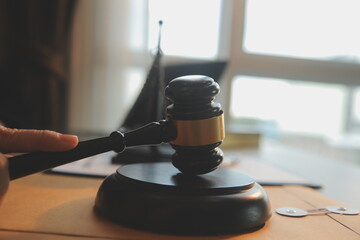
[8, 75, 225, 180]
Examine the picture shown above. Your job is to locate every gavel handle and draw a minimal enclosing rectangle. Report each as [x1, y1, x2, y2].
[8, 120, 175, 180]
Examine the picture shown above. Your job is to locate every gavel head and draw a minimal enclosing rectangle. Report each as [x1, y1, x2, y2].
[165, 75, 225, 175]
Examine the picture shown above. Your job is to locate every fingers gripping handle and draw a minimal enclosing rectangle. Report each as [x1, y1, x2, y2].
[8, 132, 125, 180]
[8, 121, 175, 180]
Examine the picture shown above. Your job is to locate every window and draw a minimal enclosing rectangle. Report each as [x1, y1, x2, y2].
[351, 88, 360, 131]
[244, 0, 360, 63]
[354, 89, 360, 121]
[225, 0, 360, 138]
[230, 76, 347, 137]
[148, 0, 222, 59]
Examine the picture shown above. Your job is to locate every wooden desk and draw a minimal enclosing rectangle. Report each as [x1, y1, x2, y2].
[0, 173, 359, 239]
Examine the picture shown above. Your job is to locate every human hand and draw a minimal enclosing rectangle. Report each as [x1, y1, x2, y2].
[0, 126, 78, 204]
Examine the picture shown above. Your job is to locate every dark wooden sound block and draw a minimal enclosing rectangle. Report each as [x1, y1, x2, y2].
[95, 162, 271, 235]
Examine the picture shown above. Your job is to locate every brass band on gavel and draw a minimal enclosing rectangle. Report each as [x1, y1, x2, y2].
[170, 114, 225, 146]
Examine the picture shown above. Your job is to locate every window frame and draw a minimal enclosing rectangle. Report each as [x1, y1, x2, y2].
[222, 0, 360, 133]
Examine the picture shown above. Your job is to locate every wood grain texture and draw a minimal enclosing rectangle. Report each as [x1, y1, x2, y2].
[0, 174, 359, 239]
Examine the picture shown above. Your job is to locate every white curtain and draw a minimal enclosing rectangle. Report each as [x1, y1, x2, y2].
[69, 0, 149, 134]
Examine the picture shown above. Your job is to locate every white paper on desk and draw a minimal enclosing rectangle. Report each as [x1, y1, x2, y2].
[51, 152, 120, 177]
[224, 153, 320, 188]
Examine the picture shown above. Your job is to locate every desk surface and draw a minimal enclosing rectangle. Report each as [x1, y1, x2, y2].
[0, 172, 359, 240]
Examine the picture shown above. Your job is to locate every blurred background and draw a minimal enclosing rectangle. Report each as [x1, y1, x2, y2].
[2, 0, 360, 159]
[2, 0, 360, 206]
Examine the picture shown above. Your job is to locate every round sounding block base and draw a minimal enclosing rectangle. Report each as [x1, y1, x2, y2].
[94, 162, 271, 235]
